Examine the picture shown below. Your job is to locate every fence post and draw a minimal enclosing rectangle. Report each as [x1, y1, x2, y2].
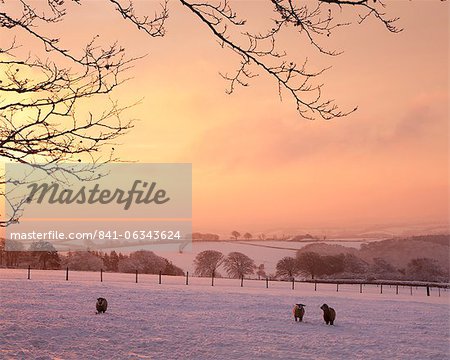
[380, 284, 383, 294]
[65, 267, 69, 281]
[240, 275, 244, 287]
[135, 270, 138, 283]
[100, 268, 103, 282]
[396, 285, 398, 295]
[186, 271, 189, 285]
[266, 277, 269, 289]
[426, 286, 430, 296]
[410, 286, 412, 295]
[27, 265, 31, 280]
[438, 288, 440, 297]
[314, 281, 317, 291]
[336, 283, 339, 292]
[359, 283, 362, 293]
[292, 278, 295, 290]
[159, 270, 162, 285]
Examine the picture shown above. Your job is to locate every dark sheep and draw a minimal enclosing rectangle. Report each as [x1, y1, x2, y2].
[293, 304, 305, 322]
[96, 297, 108, 314]
[320, 303, 336, 325]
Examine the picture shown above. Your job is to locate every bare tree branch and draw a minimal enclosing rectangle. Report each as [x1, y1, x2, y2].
[1, 0, 440, 226]
[0, 0, 168, 226]
[180, 0, 362, 119]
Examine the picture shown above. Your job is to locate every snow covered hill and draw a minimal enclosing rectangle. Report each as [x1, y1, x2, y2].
[0, 270, 448, 359]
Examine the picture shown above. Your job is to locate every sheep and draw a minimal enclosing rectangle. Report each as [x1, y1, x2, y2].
[96, 297, 108, 314]
[320, 303, 335, 325]
[293, 303, 305, 322]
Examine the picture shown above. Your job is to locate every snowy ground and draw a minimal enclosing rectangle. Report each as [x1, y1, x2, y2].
[1, 269, 449, 360]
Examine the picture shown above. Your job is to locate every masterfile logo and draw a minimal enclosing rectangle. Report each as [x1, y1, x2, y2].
[26, 180, 170, 210]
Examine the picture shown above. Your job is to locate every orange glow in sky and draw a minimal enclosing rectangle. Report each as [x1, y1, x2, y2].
[1, 1, 448, 234]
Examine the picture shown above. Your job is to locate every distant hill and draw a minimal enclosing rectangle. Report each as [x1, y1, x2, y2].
[296, 235, 449, 271]
[408, 234, 450, 246]
[358, 235, 449, 269]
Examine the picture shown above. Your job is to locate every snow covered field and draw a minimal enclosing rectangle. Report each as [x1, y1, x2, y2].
[1, 269, 449, 360]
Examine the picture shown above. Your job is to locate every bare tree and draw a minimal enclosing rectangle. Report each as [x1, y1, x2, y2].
[0, 1, 406, 128]
[127, 250, 167, 274]
[256, 263, 266, 280]
[0, 238, 24, 267]
[0, 0, 422, 226]
[231, 231, 241, 240]
[342, 253, 369, 274]
[193, 250, 224, 277]
[369, 257, 398, 279]
[243, 232, 252, 240]
[406, 258, 446, 282]
[296, 251, 324, 279]
[28, 240, 60, 270]
[223, 251, 256, 278]
[179, 0, 403, 120]
[62, 251, 103, 272]
[0, 1, 170, 226]
[276, 256, 299, 279]
[109, 250, 120, 272]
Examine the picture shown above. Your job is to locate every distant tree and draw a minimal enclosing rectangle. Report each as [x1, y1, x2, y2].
[192, 233, 220, 241]
[243, 232, 252, 240]
[256, 263, 266, 280]
[125, 250, 167, 274]
[0, 238, 4, 266]
[322, 254, 345, 275]
[406, 258, 445, 282]
[342, 254, 369, 274]
[102, 252, 111, 270]
[369, 258, 398, 279]
[117, 251, 183, 275]
[0, 239, 3, 266]
[109, 250, 120, 272]
[223, 252, 256, 278]
[296, 251, 325, 279]
[63, 251, 103, 271]
[0, 239, 24, 267]
[295, 253, 356, 278]
[257, 233, 266, 240]
[117, 256, 139, 273]
[231, 231, 241, 240]
[28, 241, 60, 270]
[194, 250, 224, 277]
[276, 256, 299, 279]
[163, 259, 185, 276]
[291, 233, 315, 241]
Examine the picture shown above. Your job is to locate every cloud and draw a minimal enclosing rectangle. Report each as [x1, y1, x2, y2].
[186, 91, 448, 171]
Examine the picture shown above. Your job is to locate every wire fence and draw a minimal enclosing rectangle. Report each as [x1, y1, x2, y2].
[1, 267, 448, 299]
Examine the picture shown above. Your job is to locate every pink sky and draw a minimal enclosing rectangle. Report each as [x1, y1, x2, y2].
[3, 1, 449, 234]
